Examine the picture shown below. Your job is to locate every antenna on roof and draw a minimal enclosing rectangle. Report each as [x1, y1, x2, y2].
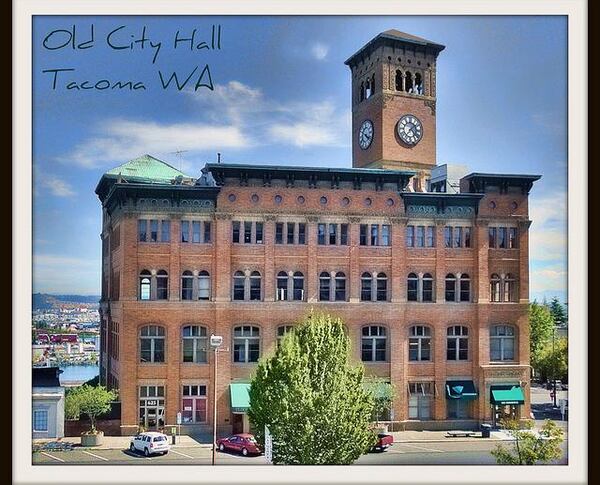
[217, 152, 221, 164]
[170, 150, 189, 171]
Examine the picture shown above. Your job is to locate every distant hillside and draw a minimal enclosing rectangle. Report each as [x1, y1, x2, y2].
[33, 293, 100, 310]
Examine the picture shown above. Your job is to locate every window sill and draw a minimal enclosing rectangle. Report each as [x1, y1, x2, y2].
[181, 362, 209, 366]
[488, 361, 518, 365]
[138, 362, 167, 366]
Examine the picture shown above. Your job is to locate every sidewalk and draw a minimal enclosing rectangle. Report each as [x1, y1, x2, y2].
[390, 429, 511, 443]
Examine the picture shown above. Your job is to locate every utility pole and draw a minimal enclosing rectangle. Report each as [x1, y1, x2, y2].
[209, 335, 224, 465]
[552, 327, 557, 408]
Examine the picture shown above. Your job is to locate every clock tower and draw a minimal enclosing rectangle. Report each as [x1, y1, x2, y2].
[345, 30, 445, 174]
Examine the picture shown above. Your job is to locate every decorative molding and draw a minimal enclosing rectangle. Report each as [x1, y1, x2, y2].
[215, 213, 232, 221]
[424, 99, 436, 115]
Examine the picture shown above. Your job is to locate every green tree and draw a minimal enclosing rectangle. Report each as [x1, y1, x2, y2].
[64, 384, 117, 434]
[529, 302, 555, 372]
[491, 418, 564, 465]
[548, 297, 568, 327]
[368, 378, 395, 425]
[248, 311, 376, 465]
[536, 337, 568, 382]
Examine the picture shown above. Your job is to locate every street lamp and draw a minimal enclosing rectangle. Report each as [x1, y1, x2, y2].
[551, 327, 557, 408]
[210, 334, 223, 466]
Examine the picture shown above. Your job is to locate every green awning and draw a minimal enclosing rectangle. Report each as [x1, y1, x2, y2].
[230, 383, 251, 413]
[363, 381, 393, 400]
[490, 385, 525, 405]
[445, 380, 478, 400]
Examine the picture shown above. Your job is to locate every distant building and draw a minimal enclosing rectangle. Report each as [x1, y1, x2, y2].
[32, 367, 65, 439]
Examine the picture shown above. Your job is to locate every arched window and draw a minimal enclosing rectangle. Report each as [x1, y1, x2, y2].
[395, 70, 403, 91]
[292, 272, 304, 301]
[447, 326, 469, 361]
[376, 273, 388, 301]
[198, 271, 210, 301]
[249, 271, 262, 301]
[460, 274, 471, 302]
[233, 271, 245, 301]
[156, 270, 168, 300]
[335, 272, 346, 301]
[276, 271, 288, 301]
[361, 326, 387, 362]
[503, 274, 516, 302]
[370, 73, 375, 96]
[415, 72, 423, 94]
[422, 273, 433, 302]
[139, 270, 151, 301]
[277, 325, 294, 346]
[182, 325, 208, 363]
[181, 271, 194, 301]
[445, 274, 456, 302]
[140, 325, 165, 363]
[361, 272, 373, 301]
[490, 325, 516, 361]
[407, 273, 418, 301]
[365, 78, 371, 99]
[409, 325, 431, 361]
[233, 326, 260, 363]
[490, 274, 501, 302]
[405, 71, 414, 93]
[319, 272, 331, 301]
[359, 82, 365, 101]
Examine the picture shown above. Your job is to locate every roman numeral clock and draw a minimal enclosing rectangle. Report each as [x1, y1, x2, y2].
[345, 29, 445, 174]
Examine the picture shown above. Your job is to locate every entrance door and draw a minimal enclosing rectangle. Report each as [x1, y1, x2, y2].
[232, 413, 244, 434]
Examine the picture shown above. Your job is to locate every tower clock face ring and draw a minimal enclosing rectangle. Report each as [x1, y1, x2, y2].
[358, 119, 374, 150]
[397, 114, 423, 146]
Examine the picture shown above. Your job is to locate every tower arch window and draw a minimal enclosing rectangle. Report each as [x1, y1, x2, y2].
[181, 271, 194, 301]
[233, 271, 245, 301]
[407, 273, 418, 301]
[198, 271, 211, 300]
[139, 270, 151, 301]
[503, 274, 516, 302]
[139, 325, 165, 363]
[156, 270, 169, 300]
[365, 78, 372, 99]
[292, 272, 304, 301]
[361, 272, 373, 301]
[422, 273, 433, 302]
[415, 72, 423, 94]
[405, 71, 414, 93]
[490, 274, 501, 302]
[359, 82, 365, 102]
[409, 325, 431, 361]
[276, 271, 288, 301]
[490, 325, 516, 361]
[395, 70, 403, 91]
[447, 326, 469, 361]
[361, 326, 387, 362]
[460, 274, 471, 302]
[445, 274, 456, 302]
[490, 273, 518, 302]
[182, 325, 208, 363]
[233, 326, 260, 363]
[249, 271, 262, 300]
[376, 273, 388, 301]
[335, 272, 347, 301]
[319, 272, 331, 301]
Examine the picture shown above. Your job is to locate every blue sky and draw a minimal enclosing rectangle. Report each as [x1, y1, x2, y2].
[32, 15, 567, 302]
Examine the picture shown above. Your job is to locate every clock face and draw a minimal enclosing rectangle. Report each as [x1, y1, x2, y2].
[358, 120, 374, 150]
[397, 115, 423, 146]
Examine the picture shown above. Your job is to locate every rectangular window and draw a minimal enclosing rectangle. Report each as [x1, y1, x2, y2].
[138, 220, 147, 242]
[406, 225, 414, 247]
[181, 221, 190, 243]
[370, 225, 378, 246]
[232, 221, 240, 243]
[287, 223, 295, 244]
[508, 227, 518, 249]
[445, 226, 453, 248]
[447, 338, 457, 360]
[150, 220, 158, 242]
[318, 224, 326, 245]
[407, 278, 418, 301]
[204, 222, 211, 243]
[275, 223, 284, 244]
[360, 224, 368, 246]
[464, 227, 471, 248]
[192, 221, 201, 243]
[329, 224, 337, 245]
[454, 227, 463, 248]
[319, 276, 330, 301]
[448, 399, 470, 419]
[426, 226, 435, 247]
[422, 279, 433, 302]
[381, 225, 390, 246]
[498, 227, 507, 249]
[298, 223, 306, 245]
[340, 224, 348, 245]
[33, 409, 48, 432]
[416, 226, 425, 248]
[489, 227, 497, 248]
[255, 222, 263, 244]
[161, 220, 170, 242]
[244, 222, 252, 244]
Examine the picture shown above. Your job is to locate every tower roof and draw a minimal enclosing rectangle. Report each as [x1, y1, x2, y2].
[345, 29, 445, 66]
[104, 154, 190, 182]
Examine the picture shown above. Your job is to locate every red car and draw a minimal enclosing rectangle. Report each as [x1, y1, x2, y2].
[216, 433, 262, 456]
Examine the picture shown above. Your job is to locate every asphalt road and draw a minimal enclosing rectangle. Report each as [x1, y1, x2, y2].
[32, 438, 568, 466]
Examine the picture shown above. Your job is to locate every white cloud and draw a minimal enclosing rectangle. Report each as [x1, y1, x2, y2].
[41, 176, 75, 197]
[33, 254, 101, 294]
[310, 43, 329, 61]
[530, 265, 567, 293]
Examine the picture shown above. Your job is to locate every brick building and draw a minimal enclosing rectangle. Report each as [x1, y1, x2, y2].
[96, 30, 540, 435]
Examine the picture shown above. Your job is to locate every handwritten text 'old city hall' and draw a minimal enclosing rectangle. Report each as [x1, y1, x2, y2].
[41, 25, 222, 91]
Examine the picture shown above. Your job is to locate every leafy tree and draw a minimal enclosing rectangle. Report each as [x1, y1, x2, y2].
[368, 378, 395, 425]
[529, 302, 555, 372]
[548, 297, 568, 327]
[491, 418, 564, 465]
[536, 337, 568, 382]
[248, 311, 376, 465]
[64, 384, 117, 434]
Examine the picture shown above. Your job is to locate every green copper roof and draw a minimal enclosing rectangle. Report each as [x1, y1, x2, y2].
[105, 154, 190, 182]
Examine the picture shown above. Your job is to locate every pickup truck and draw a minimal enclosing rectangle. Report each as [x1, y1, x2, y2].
[371, 433, 394, 452]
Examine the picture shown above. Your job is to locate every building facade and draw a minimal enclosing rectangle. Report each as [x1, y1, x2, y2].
[96, 30, 540, 435]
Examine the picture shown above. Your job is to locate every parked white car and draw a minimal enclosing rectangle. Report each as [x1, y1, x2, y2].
[129, 432, 170, 456]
